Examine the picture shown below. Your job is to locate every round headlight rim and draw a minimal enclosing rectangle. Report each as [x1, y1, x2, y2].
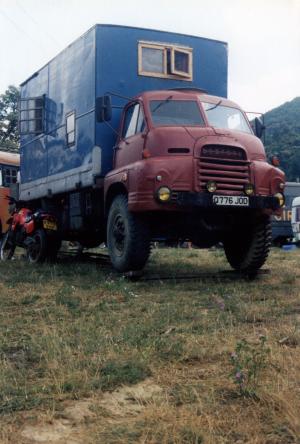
[274, 192, 285, 207]
[156, 186, 171, 203]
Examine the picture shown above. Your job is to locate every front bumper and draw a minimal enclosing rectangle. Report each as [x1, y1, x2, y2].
[174, 192, 281, 211]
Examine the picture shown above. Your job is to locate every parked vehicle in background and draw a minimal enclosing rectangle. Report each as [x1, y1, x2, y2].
[18, 25, 285, 273]
[0, 151, 19, 236]
[292, 196, 300, 244]
[271, 182, 300, 245]
[0, 196, 59, 263]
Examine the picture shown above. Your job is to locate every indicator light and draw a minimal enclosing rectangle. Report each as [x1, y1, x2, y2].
[244, 183, 255, 196]
[206, 181, 217, 193]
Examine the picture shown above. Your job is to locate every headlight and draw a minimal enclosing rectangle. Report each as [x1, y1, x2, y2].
[244, 183, 255, 196]
[274, 192, 285, 207]
[206, 181, 217, 193]
[157, 186, 171, 202]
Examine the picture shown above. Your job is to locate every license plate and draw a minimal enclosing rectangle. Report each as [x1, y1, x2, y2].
[43, 220, 57, 230]
[212, 195, 249, 207]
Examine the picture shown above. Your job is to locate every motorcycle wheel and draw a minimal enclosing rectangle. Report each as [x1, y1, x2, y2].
[0, 231, 16, 261]
[27, 229, 47, 264]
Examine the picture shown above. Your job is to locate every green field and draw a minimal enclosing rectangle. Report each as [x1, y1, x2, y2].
[0, 247, 299, 443]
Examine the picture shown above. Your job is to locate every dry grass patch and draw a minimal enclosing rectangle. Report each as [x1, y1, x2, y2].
[0, 247, 300, 443]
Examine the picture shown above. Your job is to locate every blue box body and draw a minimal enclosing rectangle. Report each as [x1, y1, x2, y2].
[19, 25, 228, 201]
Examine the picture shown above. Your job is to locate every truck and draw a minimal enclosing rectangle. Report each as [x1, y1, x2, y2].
[272, 182, 300, 246]
[18, 24, 285, 273]
[292, 195, 300, 244]
[0, 150, 20, 236]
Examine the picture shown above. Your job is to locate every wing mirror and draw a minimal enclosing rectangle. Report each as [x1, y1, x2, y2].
[254, 116, 265, 139]
[96, 95, 112, 122]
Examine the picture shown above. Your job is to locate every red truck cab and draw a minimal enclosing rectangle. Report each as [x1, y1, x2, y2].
[104, 89, 285, 273]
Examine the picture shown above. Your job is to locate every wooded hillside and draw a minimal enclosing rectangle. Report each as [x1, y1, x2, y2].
[264, 97, 300, 181]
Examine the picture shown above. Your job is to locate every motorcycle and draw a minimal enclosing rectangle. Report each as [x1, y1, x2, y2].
[0, 197, 60, 263]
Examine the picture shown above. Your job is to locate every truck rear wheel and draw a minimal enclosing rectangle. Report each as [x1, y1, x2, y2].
[107, 195, 151, 272]
[223, 216, 271, 273]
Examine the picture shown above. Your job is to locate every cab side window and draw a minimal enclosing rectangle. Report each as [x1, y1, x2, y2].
[122, 103, 146, 139]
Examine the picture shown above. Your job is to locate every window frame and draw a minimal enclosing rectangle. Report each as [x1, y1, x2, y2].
[171, 48, 193, 78]
[1, 165, 18, 187]
[121, 102, 147, 140]
[201, 102, 252, 135]
[19, 95, 45, 135]
[149, 99, 205, 127]
[138, 43, 167, 78]
[138, 41, 193, 81]
[66, 110, 76, 148]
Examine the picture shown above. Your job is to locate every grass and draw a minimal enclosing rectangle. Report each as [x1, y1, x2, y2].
[0, 247, 300, 443]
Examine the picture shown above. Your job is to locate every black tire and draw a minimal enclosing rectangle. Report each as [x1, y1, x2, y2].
[0, 231, 15, 261]
[107, 195, 151, 272]
[27, 229, 48, 264]
[223, 216, 271, 273]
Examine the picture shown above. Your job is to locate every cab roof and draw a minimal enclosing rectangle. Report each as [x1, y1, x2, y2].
[138, 89, 240, 109]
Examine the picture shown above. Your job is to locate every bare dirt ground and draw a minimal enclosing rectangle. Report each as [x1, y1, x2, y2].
[19, 378, 162, 443]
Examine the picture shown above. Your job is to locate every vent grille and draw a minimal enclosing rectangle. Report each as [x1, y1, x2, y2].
[171, 191, 179, 202]
[198, 146, 250, 194]
[201, 145, 246, 160]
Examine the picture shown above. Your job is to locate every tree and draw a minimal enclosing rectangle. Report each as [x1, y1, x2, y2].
[0, 85, 20, 149]
[264, 97, 300, 181]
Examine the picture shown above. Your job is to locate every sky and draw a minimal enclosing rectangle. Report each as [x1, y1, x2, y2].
[0, 0, 299, 113]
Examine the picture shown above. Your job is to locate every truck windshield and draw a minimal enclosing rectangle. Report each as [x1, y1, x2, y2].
[150, 100, 205, 126]
[202, 102, 252, 134]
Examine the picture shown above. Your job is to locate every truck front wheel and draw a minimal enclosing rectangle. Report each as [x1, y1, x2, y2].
[223, 216, 271, 273]
[107, 195, 151, 272]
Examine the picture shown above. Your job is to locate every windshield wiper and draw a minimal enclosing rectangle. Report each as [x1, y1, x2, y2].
[151, 95, 173, 113]
[205, 100, 222, 112]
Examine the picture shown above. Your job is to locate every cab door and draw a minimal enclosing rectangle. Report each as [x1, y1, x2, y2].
[114, 102, 147, 169]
